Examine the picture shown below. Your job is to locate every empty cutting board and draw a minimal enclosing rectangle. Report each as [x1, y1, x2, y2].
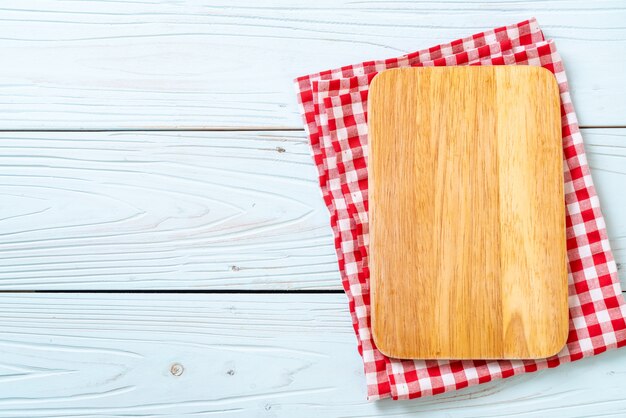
[368, 66, 568, 360]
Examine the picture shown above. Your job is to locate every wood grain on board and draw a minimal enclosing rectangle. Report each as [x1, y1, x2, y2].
[0, 1, 625, 129]
[369, 67, 568, 359]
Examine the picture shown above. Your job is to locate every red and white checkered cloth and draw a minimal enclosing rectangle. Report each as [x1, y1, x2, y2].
[294, 18, 626, 400]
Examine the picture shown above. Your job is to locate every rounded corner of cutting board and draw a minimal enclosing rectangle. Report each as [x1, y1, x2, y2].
[525, 320, 570, 359]
[519, 64, 560, 84]
[370, 322, 398, 359]
[522, 65, 561, 109]
[368, 68, 403, 107]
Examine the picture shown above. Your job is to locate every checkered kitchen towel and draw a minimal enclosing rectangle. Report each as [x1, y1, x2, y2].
[294, 18, 626, 400]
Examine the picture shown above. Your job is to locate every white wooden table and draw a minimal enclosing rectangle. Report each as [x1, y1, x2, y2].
[0, 2, 624, 416]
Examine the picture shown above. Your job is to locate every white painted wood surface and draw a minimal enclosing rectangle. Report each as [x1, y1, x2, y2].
[0, 293, 624, 418]
[0, 1, 625, 129]
[1, 2, 625, 416]
[0, 131, 340, 289]
[0, 129, 623, 289]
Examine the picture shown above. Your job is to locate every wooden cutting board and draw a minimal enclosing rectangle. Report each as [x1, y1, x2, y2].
[368, 66, 568, 360]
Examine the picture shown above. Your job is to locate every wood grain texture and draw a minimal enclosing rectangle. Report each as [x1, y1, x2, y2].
[0, 131, 339, 289]
[0, 129, 623, 290]
[585, 130, 626, 286]
[0, 293, 623, 417]
[0, 1, 625, 129]
[369, 67, 567, 359]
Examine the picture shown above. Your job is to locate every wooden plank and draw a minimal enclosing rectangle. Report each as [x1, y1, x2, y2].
[585, 129, 626, 287]
[0, 293, 624, 417]
[369, 67, 567, 359]
[0, 129, 622, 290]
[0, 1, 625, 129]
[0, 130, 340, 289]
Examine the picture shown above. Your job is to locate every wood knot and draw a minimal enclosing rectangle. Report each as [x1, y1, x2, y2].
[170, 363, 184, 376]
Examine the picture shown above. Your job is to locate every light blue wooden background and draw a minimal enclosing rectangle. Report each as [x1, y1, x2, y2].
[0, 1, 624, 416]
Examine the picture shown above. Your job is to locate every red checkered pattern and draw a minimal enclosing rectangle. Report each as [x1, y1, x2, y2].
[294, 19, 626, 401]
